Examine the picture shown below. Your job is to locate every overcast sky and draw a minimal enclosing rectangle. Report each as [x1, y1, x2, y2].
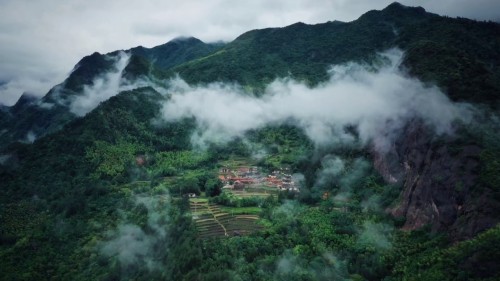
[0, 0, 499, 106]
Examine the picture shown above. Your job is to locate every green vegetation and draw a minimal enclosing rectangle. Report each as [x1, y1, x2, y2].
[189, 199, 263, 239]
[1, 92, 499, 280]
[86, 140, 149, 179]
[1, 2, 500, 281]
[388, 225, 500, 280]
[219, 206, 262, 215]
[477, 122, 500, 191]
[131, 37, 224, 72]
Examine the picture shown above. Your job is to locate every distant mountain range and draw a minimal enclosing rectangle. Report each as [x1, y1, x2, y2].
[1, 2, 499, 151]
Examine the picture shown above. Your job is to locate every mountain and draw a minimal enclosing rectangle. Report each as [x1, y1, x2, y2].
[1, 2, 500, 280]
[0, 38, 223, 151]
[171, 2, 500, 104]
[130, 37, 224, 71]
[2, 2, 499, 151]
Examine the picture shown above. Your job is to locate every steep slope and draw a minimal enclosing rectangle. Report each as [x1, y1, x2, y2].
[3, 3, 499, 151]
[0, 87, 199, 280]
[372, 120, 500, 240]
[172, 2, 500, 105]
[170, 3, 428, 86]
[172, 18, 397, 87]
[0, 51, 123, 151]
[130, 37, 223, 71]
[161, 3, 500, 239]
[1, 2, 500, 280]
[0, 38, 222, 151]
[1, 1, 499, 239]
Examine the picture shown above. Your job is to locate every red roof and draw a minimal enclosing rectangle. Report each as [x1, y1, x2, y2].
[230, 177, 255, 183]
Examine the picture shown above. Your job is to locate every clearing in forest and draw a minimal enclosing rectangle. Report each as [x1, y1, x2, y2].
[189, 198, 263, 239]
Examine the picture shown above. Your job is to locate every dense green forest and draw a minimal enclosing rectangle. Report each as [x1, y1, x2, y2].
[1, 2, 500, 281]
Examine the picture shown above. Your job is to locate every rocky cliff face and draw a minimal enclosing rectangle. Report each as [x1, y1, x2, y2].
[373, 121, 500, 240]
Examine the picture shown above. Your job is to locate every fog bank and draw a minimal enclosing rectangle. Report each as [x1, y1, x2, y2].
[161, 49, 472, 150]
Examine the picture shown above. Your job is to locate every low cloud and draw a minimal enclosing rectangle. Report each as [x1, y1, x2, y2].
[101, 224, 156, 269]
[292, 173, 305, 188]
[275, 250, 349, 280]
[314, 155, 370, 202]
[24, 131, 36, 143]
[357, 221, 393, 250]
[361, 195, 382, 213]
[69, 51, 130, 116]
[338, 158, 371, 190]
[0, 77, 59, 106]
[0, 154, 11, 165]
[2, 0, 498, 106]
[272, 200, 303, 222]
[100, 194, 169, 273]
[161, 49, 472, 151]
[316, 155, 345, 188]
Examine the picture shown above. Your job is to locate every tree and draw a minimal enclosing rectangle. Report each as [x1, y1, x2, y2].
[205, 178, 222, 197]
[175, 175, 200, 195]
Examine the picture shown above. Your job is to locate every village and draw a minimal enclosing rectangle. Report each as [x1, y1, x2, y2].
[218, 165, 300, 192]
[184, 158, 304, 239]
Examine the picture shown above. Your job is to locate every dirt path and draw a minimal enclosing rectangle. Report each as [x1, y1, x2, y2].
[208, 205, 228, 236]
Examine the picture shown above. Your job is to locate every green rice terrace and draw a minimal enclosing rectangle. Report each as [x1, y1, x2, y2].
[189, 198, 263, 238]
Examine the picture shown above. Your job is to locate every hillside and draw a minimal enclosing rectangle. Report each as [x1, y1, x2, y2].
[0, 38, 222, 151]
[1, 2, 500, 280]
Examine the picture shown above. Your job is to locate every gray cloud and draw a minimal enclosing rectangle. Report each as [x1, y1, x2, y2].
[0, 154, 11, 165]
[24, 131, 36, 144]
[161, 49, 472, 150]
[357, 221, 393, 250]
[100, 194, 170, 273]
[275, 250, 349, 280]
[315, 155, 370, 203]
[101, 224, 156, 269]
[1, 0, 499, 105]
[272, 200, 304, 222]
[69, 51, 130, 116]
[316, 155, 346, 188]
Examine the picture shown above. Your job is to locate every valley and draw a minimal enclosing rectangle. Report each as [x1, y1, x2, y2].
[1, 2, 500, 280]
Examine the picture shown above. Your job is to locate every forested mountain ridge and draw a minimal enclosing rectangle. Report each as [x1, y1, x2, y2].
[171, 2, 500, 104]
[1, 2, 500, 280]
[1, 2, 499, 149]
[0, 38, 222, 151]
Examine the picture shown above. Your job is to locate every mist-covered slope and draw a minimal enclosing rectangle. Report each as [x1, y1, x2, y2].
[1, 2, 500, 281]
[2, 2, 500, 151]
[172, 2, 500, 104]
[0, 37, 222, 151]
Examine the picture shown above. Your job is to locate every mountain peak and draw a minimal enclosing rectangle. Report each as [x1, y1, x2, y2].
[129, 36, 222, 72]
[170, 36, 203, 44]
[357, 1, 431, 24]
[383, 1, 426, 14]
[13, 92, 38, 107]
[10, 92, 39, 115]
[386, 2, 406, 9]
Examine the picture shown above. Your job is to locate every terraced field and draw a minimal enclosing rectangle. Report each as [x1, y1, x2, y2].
[228, 190, 270, 198]
[228, 187, 278, 198]
[189, 199, 263, 239]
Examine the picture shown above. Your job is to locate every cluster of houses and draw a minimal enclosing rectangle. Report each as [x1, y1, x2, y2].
[218, 165, 299, 192]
